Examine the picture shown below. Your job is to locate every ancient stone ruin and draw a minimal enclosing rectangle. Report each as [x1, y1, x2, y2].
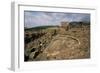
[60, 21, 70, 30]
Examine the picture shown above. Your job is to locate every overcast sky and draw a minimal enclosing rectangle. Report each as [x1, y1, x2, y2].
[24, 11, 90, 28]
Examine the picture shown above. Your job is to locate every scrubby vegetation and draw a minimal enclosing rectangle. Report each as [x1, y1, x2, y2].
[24, 21, 90, 61]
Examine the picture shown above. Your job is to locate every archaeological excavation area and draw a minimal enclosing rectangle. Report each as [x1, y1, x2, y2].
[24, 22, 90, 61]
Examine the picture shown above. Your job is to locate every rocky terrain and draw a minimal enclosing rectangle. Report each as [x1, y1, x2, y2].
[24, 22, 90, 61]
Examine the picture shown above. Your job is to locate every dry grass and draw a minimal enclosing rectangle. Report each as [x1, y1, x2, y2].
[24, 25, 90, 61]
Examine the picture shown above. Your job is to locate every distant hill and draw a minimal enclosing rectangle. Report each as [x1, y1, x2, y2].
[69, 21, 90, 25]
[25, 25, 58, 31]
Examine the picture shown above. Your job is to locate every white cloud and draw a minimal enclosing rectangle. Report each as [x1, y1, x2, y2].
[24, 11, 90, 28]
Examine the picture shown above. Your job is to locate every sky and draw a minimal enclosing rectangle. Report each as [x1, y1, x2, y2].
[24, 11, 90, 28]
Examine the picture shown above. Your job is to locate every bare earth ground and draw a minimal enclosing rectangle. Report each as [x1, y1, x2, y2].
[25, 26, 90, 61]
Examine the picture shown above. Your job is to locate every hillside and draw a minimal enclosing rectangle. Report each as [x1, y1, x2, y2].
[24, 22, 90, 61]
